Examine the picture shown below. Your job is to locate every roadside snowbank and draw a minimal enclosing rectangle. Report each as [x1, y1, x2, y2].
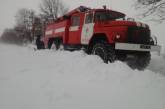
[0, 43, 165, 109]
[148, 54, 165, 76]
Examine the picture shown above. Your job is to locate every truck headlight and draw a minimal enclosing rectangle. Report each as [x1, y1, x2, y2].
[116, 35, 121, 39]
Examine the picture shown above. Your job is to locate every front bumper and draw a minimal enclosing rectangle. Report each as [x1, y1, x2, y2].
[115, 43, 161, 54]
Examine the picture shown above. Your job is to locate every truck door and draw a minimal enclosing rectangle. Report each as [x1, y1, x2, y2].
[81, 12, 94, 45]
[68, 14, 82, 44]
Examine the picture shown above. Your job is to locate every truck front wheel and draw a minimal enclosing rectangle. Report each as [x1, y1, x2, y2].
[92, 42, 116, 63]
[126, 52, 151, 70]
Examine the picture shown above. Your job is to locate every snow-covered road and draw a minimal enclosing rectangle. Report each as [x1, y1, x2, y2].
[0, 43, 165, 109]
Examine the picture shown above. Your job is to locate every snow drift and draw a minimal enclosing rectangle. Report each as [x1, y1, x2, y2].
[0, 43, 165, 109]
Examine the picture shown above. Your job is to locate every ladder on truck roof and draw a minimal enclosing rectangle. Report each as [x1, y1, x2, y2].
[66, 6, 91, 16]
[48, 6, 91, 23]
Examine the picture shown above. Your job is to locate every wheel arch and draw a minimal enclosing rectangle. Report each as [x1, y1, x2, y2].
[47, 36, 63, 49]
[89, 33, 112, 47]
[86, 33, 110, 54]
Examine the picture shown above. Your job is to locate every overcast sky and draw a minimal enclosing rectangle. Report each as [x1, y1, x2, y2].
[0, 0, 164, 50]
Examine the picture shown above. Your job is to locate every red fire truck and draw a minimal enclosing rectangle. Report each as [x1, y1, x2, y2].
[36, 6, 161, 70]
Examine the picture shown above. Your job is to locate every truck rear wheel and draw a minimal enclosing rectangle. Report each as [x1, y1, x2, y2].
[92, 42, 116, 63]
[126, 52, 151, 70]
[52, 39, 64, 50]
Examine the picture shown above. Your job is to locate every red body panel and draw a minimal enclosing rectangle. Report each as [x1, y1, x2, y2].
[68, 13, 85, 44]
[44, 20, 68, 47]
[93, 21, 138, 43]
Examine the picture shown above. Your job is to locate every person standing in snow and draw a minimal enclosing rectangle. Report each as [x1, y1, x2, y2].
[36, 35, 44, 50]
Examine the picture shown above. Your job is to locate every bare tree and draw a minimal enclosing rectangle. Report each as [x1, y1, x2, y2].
[15, 8, 36, 42]
[40, 0, 68, 22]
[0, 8, 38, 44]
[135, 0, 165, 23]
[15, 8, 35, 29]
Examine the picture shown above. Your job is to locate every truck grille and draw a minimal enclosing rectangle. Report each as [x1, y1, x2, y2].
[127, 26, 151, 44]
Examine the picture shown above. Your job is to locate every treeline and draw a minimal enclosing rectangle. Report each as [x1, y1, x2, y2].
[0, 0, 68, 45]
[0, 27, 31, 45]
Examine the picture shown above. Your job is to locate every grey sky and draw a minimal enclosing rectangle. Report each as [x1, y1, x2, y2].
[0, 0, 40, 33]
[0, 0, 164, 51]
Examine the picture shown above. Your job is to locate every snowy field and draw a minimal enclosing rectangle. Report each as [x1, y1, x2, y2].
[0, 43, 165, 109]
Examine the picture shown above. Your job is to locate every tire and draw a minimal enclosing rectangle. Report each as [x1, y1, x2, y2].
[51, 39, 64, 50]
[126, 52, 151, 70]
[92, 42, 116, 63]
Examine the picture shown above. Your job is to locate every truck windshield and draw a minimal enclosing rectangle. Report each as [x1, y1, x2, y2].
[94, 11, 125, 22]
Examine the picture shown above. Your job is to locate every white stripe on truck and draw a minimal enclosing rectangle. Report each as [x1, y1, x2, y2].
[69, 26, 79, 31]
[54, 27, 65, 33]
[45, 30, 53, 35]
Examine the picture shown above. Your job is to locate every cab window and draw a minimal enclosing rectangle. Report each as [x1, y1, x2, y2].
[85, 13, 93, 24]
[94, 11, 125, 22]
[71, 16, 80, 26]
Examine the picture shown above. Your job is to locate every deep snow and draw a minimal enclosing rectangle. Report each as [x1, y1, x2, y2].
[0, 43, 165, 109]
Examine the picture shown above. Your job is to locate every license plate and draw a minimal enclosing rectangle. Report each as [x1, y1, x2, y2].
[140, 45, 151, 49]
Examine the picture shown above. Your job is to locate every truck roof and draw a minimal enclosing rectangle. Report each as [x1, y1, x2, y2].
[48, 6, 126, 24]
[65, 6, 125, 17]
